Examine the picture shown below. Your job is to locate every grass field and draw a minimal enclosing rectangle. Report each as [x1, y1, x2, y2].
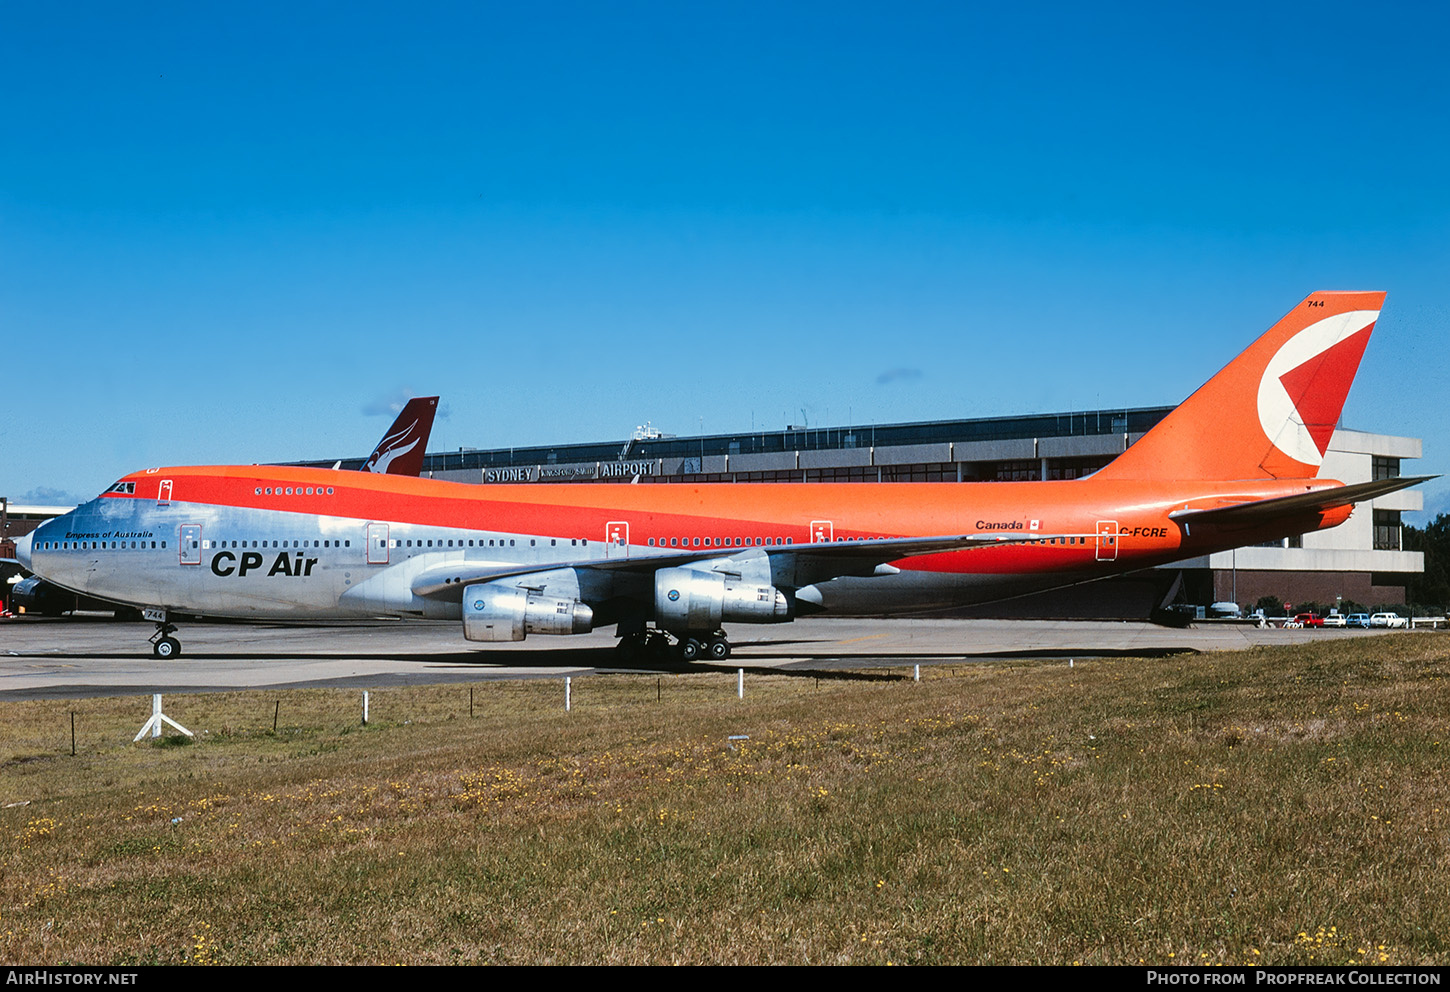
[2, 633, 1448, 965]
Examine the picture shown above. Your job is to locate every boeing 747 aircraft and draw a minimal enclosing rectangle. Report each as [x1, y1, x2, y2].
[14, 293, 1427, 660]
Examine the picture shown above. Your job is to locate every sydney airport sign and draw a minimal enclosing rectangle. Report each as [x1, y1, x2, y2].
[485, 460, 657, 484]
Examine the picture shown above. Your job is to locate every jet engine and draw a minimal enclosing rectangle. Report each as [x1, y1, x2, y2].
[462, 581, 594, 642]
[653, 567, 791, 632]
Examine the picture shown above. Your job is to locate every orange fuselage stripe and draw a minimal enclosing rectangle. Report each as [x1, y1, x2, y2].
[106, 465, 1346, 577]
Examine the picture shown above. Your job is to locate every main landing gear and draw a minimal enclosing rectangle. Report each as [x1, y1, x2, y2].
[676, 632, 731, 662]
[614, 628, 731, 663]
[149, 621, 182, 659]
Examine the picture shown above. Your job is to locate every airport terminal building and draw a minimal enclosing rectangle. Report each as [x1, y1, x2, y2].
[297, 407, 1425, 616]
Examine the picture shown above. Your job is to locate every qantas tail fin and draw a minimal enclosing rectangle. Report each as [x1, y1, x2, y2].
[363, 396, 438, 476]
[1094, 292, 1384, 481]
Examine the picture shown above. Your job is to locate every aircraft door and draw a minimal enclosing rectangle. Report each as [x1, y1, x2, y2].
[158, 480, 172, 507]
[606, 521, 629, 559]
[810, 520, 834, 543]
[367, 523, 390, 564]
[1096, 520, 1119, 561]
[180, 524, 202, 565]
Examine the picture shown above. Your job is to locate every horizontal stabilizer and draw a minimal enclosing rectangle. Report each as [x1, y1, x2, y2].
[1167, 475, 1434, 529]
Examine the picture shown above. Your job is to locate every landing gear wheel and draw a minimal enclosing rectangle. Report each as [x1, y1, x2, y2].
[148, 618, 180, 659]
[678, 637, 703, 662]
[706, 636, 731, 661]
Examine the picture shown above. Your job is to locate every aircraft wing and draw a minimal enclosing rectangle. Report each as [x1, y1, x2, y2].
[411, 531, 1066, 601]
[1167, 475, 1434, 530]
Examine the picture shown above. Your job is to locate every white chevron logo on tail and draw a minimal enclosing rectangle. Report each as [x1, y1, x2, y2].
[1256, 309, 1378, 468]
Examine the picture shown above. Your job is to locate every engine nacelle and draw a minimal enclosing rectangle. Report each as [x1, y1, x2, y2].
[653, 567, 791, 632]
[462, 581, 594, 642]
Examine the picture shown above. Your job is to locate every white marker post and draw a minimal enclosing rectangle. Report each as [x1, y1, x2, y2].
[133, 694, 193, 742]
[362, 691, 369, 725]
[737, 668, 744, 699]
[565, 676, 572, 712]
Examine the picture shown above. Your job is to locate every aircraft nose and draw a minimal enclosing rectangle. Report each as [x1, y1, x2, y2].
[13, 531, 33, 570]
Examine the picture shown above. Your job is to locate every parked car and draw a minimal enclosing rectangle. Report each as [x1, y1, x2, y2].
[1321, 613, 1347, 627]
[1207, 602, 1242, 619]
[1346, 614, 1372, 628]
[1292, 613, 1324, 628]
[1370, 612, 1408, 629]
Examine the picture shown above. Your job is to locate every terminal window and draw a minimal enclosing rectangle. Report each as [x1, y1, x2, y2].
[1374, 510, 1402, 551]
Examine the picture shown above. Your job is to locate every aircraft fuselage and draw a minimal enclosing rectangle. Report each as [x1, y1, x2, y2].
[20, 464, 1349, 622]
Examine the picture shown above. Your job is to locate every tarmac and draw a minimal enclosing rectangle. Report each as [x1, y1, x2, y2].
[0, 613, 1409, 699]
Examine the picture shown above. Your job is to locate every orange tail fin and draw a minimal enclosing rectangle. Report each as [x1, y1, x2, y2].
[1095, 291, 1384, 482]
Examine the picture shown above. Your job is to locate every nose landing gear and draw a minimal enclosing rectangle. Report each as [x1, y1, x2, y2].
[146, 612, 182, 659]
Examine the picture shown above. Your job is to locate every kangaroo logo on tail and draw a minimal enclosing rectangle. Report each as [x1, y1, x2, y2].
[363, 396, 439, 477]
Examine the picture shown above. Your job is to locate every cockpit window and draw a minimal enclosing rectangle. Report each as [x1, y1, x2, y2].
[104, 481, 136, 495]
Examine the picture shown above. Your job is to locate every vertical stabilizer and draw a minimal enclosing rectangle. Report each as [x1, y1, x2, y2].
[1094, 292, 1383, 481]
[363, 396, 439, 476]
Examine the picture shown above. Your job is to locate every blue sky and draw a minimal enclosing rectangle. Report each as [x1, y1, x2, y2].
[4, 1, 1448, 516]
